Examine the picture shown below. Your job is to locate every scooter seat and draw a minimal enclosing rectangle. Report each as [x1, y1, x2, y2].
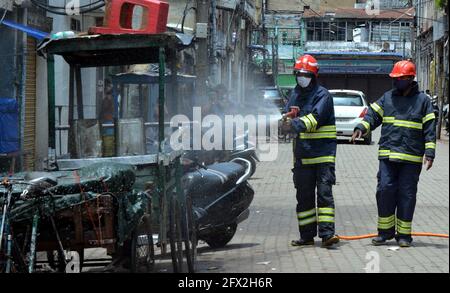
[182, 162, 246, 199]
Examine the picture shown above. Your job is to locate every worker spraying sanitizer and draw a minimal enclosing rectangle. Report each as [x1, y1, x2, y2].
[282, 55, 340, 248]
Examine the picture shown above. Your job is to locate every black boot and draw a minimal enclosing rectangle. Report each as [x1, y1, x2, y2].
[397, 238, 412, 248]
[321, 235, 340, 248]
[291, 239, 315, 247]
[371, 235, 394, 246]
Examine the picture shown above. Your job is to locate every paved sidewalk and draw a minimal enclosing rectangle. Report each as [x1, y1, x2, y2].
[195, 130, 449, 273]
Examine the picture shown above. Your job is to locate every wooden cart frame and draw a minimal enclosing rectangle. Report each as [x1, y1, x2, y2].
[29, 32, 198, 273]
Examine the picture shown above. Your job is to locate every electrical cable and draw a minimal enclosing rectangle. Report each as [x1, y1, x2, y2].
[0, 4, 8, 24]
[30, 0, 105, 15]
[31, 0, 104, 9]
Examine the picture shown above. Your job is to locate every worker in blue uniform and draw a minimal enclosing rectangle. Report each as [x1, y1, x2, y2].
[283, 54, 340, 248]
[352, 60, 437, 247]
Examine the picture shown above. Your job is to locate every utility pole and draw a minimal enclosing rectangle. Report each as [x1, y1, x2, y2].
[262, 0, 267, 74]
[210, 0, 219, 86]
[195, 0, 209, 104]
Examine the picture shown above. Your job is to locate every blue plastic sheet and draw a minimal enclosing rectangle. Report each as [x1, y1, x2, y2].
[0, 98, 19, 154]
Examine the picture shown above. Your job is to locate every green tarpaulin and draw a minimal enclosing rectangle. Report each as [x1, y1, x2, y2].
[1, 162, 150, 244]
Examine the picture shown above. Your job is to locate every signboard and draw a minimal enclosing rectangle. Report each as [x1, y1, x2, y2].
[217, 0, 238, 11]
[276, 59, 397, 89]
[317, 59, 395, 75]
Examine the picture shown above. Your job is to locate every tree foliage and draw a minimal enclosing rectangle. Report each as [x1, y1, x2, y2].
[435, 0, 448, 10]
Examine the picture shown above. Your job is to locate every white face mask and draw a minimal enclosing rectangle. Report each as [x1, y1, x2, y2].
[297, 76, 312, 88]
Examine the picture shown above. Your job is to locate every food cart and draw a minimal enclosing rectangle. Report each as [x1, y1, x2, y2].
[0, 32, 197, 273]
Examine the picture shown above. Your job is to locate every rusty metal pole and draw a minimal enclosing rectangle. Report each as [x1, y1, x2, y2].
[195, 0, 209, 105]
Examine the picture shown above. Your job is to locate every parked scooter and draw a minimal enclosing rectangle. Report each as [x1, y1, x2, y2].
[181, 155, 255, 249]
[183, 130, 259, 178]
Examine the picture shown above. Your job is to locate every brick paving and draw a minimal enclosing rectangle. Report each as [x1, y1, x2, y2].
[81, 129, 449, 273]
[193, 129, 449, 273]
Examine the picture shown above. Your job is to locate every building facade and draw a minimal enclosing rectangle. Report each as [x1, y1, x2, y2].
[0, 0, 52, 171]
[414, 0, 448, 101]
[1, 0, 263, 171]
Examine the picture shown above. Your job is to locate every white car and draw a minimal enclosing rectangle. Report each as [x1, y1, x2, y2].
[329, 89, 371, 145]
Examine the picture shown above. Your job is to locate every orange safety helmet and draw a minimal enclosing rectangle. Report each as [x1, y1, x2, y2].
[389, 60, 416, 78]
[294, 54, 319, 77]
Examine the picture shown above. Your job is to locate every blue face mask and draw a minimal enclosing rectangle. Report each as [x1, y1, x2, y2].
[394, 79, 413, 92]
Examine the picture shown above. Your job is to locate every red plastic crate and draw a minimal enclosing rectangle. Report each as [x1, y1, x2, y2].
[89, 0, 169, 35]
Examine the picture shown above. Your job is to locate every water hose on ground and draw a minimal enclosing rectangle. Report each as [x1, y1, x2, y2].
[338, 233, 449, 240]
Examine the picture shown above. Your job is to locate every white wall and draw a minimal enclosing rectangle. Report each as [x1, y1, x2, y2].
[48, 1, 98, 156]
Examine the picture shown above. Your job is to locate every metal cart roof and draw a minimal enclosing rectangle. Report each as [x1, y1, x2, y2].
[37, 32, 194, 67]
[112, 72, 197, 84]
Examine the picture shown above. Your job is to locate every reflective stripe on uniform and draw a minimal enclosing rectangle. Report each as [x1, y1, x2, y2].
[298, 208, 317, 226]
[378, 215, 395, 223]
[393, 120, 423, 130]
[378, 150, 423, 163]
[298, 217, 317, 226]
[318, 208, 335, 223]
[297, 208, 316, 219]
[300, 125, 336, 139]
[300, 132, 337, 139]
[425, 142, 436, 149]
[383, 117, 423, 130]
[379, 149, 390, 157]
[423, 113, 436, 124]
[388, 152, 423, 163]
[301, 156, 336, 165]
[361, 121, 371, 131]
[318, 216, 334, 223]
[300, 114, 318, 132]
[307, 114, 318, 131]
[397, 219, 412, 235]
[371, 102, 384, 117]
[378, 223, 395, 230]
[318, 207, 335, 215]
[378, 215, 395, 230]
[300, 116, 313, 132]
[316, 125, 337, 132]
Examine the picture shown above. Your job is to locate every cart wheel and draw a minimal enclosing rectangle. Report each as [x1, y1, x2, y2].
[202, 223, 238, 249]
[169, 196, 184, 273]
[130, 214, 155, 273]
[169, 196, 197, 273]
[1, 240, 28, 273]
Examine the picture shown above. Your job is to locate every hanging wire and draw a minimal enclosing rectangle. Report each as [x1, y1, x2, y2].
[30, 0, 106, 15]
[0, 3, 9, 24]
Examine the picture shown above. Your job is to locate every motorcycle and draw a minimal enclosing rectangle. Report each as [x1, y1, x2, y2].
[182, 158, 255, 248]
[183, 130, 259, 177]
[181, 155, 255, 249]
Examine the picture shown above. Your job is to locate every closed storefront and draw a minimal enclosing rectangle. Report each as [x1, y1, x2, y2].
[23, 36, 36, 170]
[320, 74, 393, 103]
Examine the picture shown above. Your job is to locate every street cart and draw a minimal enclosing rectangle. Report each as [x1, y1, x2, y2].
[0, 32, 197, 273]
